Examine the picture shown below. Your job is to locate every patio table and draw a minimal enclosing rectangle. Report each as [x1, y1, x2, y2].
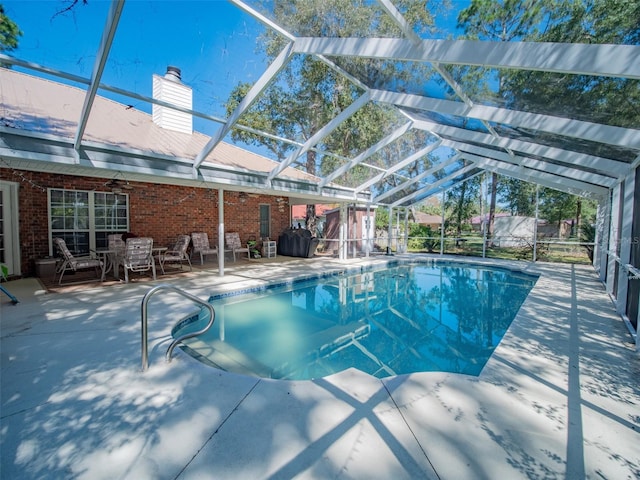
[152, 246, 168, 262]
[152, 246, 168, 255]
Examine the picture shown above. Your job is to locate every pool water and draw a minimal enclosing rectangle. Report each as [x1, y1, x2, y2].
[174, 261, 537, 379]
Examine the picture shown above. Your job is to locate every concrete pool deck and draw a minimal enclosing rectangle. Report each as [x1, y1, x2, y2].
[1, 255, 639, 479]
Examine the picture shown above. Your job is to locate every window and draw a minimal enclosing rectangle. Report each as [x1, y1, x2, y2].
[49, 189, 129, 255]
[259, 204, 270, 239]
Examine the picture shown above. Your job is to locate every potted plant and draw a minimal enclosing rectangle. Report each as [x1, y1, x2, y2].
[247, 240, 260, 258]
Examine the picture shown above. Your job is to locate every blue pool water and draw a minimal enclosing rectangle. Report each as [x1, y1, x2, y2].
[174, 261, 537, 380]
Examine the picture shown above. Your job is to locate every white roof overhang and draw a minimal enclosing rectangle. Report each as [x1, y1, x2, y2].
[0, 126, 370, 204]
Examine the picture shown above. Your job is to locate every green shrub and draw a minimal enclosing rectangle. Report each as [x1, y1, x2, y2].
[579, 223, 596, 262]
[408, 224, 439, 252]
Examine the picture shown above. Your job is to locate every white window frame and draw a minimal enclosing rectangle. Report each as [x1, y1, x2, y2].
[0, 180, 21, 276]
[48, 188, 130, 255]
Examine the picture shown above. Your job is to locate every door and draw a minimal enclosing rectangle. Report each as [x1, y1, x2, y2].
[361, 214, 375, 253]
[0, 181, 21, 277]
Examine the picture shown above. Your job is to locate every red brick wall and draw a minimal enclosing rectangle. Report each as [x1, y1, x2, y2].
[0, 168, 291, 276]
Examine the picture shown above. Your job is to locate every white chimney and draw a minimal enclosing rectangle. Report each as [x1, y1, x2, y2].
[152, 66, 193, 134]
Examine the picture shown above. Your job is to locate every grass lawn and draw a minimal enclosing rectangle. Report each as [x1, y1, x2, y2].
[408, 235, 592, 265]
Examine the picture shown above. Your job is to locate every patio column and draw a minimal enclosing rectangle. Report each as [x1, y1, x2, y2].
[606, 184, 622, 297]
[481, 174, 487, 259]
[595, 196, 611, 281]
[396, 208, 402, 253]
[339, 203, 347, 260]
[352, 204, 357, 259]
[533, 184, 539, 262]
[440, 190, 445, 256]
[364, 203, 372, 258]
[387, 207, 393, 255]
[615, 170, 636, 315]
[403, 208, 409, 254]
[218, 188, 225, 276]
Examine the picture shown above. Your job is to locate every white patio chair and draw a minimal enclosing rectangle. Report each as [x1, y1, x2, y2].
[191, 232, 218, 265]
[122, 237, 156, 283]
[53, 237, 103, 285]
[157, 234, 192, 274]
[225, 232, 250, 261]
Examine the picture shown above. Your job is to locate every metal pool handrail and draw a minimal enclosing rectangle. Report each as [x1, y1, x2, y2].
[141, 284, 216, 372]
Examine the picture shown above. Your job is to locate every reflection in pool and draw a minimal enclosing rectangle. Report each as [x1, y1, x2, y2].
[173, 261, 538, 380]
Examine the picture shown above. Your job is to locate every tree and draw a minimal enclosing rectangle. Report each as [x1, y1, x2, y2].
[408, 224, 439, 252]
[457, 0, 548, 41]
[579, 222, 596, 262]
[498, 177, 537, 216]
[225, 0, 440, 234]
[225, 83, 295, 161]
[416, 201, 442, 216]
[445, 174, 480, 237]
[375, 206, 389, 231]
[457, 0, 550, 243]
[366, 129, 442, 207]
[455, 1, 639, 243]
[503, 0, 640, 129]
[0, 5, 22, 65]
[539, 189, 577, 232]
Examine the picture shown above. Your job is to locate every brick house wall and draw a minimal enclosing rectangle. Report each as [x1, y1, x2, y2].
[0, 168, 291, 277]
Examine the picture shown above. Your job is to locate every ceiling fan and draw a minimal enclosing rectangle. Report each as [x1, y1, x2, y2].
[104, 177, 134, 192]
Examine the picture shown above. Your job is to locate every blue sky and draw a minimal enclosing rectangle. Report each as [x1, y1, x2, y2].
[3, 0, 470, 158]
[4, 1, 269, 132]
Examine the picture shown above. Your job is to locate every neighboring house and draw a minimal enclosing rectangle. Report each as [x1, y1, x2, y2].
[291, 204, 336, 231]
[0, 68, 333, 277]
[412, 211, 442, 230]
[470, 213, 511, 233]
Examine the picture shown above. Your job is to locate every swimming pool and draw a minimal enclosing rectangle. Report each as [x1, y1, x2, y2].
[173, 261, 537, 379]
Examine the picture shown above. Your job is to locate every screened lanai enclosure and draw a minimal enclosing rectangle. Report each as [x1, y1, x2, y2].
[0, 0, 638, 345]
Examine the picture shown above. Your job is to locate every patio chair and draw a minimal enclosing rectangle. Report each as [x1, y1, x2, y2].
[106, 234, 126, 278]
[108, 233, 125, 254]
[191, 232, 218, 265]
[122, 237, 156, 283]
[225, 232, 250, 261]
[53, 237, 103, 285]
[157, 234, 192, 274]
